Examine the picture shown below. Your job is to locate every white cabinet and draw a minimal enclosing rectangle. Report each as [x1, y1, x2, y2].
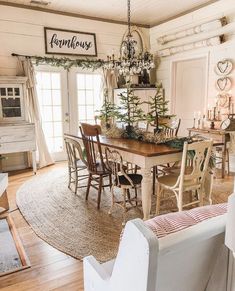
[0, 76, 27, 123]
[0, 77, 37, 173]
[0, 123, 37, 174]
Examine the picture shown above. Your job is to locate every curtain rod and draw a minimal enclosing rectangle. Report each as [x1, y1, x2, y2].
[11, 53, 106, 70]
[12, 53, 32, 58]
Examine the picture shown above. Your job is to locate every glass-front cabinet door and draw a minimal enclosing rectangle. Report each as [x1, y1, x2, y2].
[0, 77, 27, 122]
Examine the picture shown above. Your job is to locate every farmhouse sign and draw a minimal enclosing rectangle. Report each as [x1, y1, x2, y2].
[44, 27, 97, 56]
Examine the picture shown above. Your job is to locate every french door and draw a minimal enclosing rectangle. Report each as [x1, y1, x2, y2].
[35, 66, 103, 161]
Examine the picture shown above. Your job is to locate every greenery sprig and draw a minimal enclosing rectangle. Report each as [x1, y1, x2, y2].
[34, 56, 105, 70]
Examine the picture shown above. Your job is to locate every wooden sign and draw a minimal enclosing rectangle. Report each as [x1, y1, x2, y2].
[44, 27, 97, 56]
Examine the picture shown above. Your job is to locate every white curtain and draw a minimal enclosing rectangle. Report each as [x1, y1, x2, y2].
[18, 57, 54, 168]
[102, 68, 118, 102]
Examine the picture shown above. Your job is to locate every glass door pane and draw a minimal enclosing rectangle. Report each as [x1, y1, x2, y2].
[76, 73, 102, 124]
[36, 71, 68, 160]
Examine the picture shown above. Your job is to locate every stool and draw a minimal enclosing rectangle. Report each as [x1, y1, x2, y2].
[0, 173, 9, 213]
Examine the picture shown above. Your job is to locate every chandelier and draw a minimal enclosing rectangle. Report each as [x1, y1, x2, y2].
[104, 0, 155, 76]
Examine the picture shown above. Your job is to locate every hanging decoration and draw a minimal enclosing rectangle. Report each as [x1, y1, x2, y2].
[103, 0, 154, 77]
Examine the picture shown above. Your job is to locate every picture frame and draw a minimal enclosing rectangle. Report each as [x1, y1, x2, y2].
[44, 27, 97, 57]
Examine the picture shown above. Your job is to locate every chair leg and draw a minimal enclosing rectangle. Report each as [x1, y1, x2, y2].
[97, 175, 103, 209]
[74, 170, 79, 195]
[108, 185, 115, 215]
[134, 188, 138, 206]
[122, 188, 127, 226]
[86, 174, 92, 200]
[0, 190, 9, 212]
[68, 167, 72, 189]
[156, 183, 162, 215]
[109, 174, 112, 190]
[152, 166, 156, 196]
[198, 188, 204, 207]
[227, 149, 230, 175]
[177, 189, 183, 212]
[127, 189, 131, 201]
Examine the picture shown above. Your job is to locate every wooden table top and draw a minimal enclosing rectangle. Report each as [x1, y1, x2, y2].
[67, 134, 181, 157]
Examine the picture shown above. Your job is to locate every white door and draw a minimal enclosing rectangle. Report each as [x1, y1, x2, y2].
[35, 67, 69, 160]
[172, 57, 207, 136]
[68, 68, 103, 135]
[35, 66, 103, 161]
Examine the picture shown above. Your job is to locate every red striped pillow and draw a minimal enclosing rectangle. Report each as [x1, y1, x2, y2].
[144, 203, 227, 239]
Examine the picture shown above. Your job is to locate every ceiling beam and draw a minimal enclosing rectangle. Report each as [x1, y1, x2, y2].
[0, 1, 150, 28]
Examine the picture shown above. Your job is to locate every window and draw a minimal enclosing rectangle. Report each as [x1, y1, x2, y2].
[36, 72, 63, 153]
[77, 73, 102, 124]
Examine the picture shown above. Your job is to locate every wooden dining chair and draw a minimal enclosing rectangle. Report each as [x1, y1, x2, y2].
[162, 118, 181, 138]
[105, 147, 142, 225]
[156, 140, 213, 214]
[64, 135, 88, 195]
[153, 118, 181, 194]
[80, 123, 111, 209]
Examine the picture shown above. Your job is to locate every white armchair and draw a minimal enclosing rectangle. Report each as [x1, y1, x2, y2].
[84, 214, 228, 291]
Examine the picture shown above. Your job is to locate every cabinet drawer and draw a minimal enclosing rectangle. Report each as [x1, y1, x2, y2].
[0, 126, 35, 143]
[0, 140, 36, 154]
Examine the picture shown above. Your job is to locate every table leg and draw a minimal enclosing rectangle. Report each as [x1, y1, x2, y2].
[222, 139, 226, 179]
[141, 167, 152, 220]
[32, 151, 37, 175]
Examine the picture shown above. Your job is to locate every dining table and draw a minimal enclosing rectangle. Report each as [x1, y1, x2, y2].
[72, 134, 182, 220]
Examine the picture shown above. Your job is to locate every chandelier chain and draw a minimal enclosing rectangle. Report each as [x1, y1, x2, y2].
[128, 0, 131, 36]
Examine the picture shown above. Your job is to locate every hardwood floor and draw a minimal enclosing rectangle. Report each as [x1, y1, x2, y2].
[0, 163, 84, 291]
[0, 163, 233, 290]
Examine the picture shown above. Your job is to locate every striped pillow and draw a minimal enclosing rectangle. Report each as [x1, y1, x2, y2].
[145, 203, 227, 239]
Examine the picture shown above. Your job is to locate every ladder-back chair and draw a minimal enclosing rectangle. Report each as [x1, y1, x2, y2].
[80, 123, 111, 209]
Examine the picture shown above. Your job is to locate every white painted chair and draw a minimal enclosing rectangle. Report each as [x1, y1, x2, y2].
[105, 148, 142, 224]
[83, 214, 227, 291]
[156, 140, 213, 213]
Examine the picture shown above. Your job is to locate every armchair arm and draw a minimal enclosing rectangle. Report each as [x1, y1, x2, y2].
[83, 256, 111, 291]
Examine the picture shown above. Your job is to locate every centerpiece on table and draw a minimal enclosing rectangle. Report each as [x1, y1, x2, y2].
[115, 82, 144, 139]
[145, 83, 174, 134]
[96, 89, 118, 129]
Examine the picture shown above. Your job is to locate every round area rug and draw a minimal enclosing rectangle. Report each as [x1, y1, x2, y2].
[16, 168, 142, 262]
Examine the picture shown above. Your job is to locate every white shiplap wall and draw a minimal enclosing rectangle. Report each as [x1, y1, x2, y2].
[150, 0, 235, 171]
[0, 5, 149, 76]
[0, 4, 149, 170]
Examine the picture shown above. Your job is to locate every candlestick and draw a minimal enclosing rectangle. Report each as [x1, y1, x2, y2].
[229, 97, 232, 114]
[197, 118, 200, 129]
[213, 107, 216, 120]
[202, 115, 205, 129]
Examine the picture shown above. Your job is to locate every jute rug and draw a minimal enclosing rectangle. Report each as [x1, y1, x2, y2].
[16, 168, 142, 262]
[16, 167, 233, 262]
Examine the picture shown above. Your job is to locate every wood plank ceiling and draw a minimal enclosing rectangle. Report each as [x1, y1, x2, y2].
[0, 0, 219, 27]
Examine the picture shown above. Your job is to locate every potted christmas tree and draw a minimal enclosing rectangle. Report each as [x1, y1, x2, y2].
[146, 83, 173, 134]
[115, 83, 144, 137]
[97, 89, 117, 129]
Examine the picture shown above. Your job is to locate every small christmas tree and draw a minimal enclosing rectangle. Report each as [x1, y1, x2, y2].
[146, 83, 173, 133]
[115, 84, 144, 136]
[97, 89, 117, 129]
